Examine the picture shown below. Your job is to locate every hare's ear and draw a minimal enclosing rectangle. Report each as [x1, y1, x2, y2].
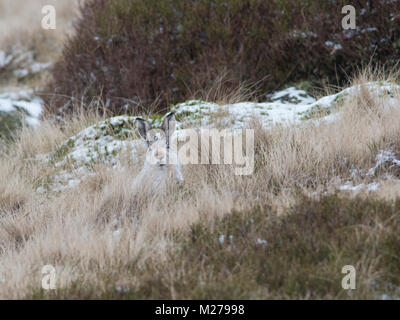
[135, 117, 152, 141]
[161, 112, 176, 137]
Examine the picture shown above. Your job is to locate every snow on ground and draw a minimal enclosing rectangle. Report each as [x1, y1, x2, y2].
[367, 150, 400, 176]
[44, 116, 143, 168]
[36, 116, 146, 192]
[0, 47, 51, 80]
[266, 86, 317, 104]
[171, 82, 400, 129]
[339, 182, 381, 193]
[1, 46, 49, 137]
[33, 81, 400, 192]
[339, 149, 400, 193]
[0, 89, 43, 127]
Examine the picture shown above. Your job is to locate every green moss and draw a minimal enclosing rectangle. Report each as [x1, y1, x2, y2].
[333, 93, 347, 106]
[300, 104, 332, 120]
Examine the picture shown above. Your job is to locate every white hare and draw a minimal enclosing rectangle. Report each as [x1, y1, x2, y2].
[133, 112, 184, 192]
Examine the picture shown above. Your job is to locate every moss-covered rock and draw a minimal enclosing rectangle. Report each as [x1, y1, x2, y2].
[45, 116, 141, 168]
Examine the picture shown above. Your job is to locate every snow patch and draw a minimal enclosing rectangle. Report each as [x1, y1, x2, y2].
[36, 82, 400, 193]
[0, 46, 51, 80]
[339, 183, 365, 192]
[367, 150, 400, 176]
[37, 116, 145, 192]
[339, 182, 381, 193]
[172, 82, 400, 129]
[0, 89, 43, 127]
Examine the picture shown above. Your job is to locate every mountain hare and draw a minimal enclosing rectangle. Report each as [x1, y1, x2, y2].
[133, 112, 184, 192]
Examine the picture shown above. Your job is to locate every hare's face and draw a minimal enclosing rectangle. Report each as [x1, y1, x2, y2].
[133, 112, 184, 189]
[135, 112, 178, 168]
[146, 136, 168, 167]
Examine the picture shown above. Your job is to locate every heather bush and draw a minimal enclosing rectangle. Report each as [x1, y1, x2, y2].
[44, 0, 400, 115]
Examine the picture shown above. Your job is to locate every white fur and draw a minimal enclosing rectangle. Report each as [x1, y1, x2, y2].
[132, 112, 184, 193]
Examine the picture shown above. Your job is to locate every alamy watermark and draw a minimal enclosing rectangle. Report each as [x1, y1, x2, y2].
[342, 5, 356, 30]
[2, 263, 357, 292]
[341, 265, 356, 290]
[41, 5, 56, 30]
[144, 128, 255, 176]
[42, 265, 56, 290]
[41, 4, 358, 31]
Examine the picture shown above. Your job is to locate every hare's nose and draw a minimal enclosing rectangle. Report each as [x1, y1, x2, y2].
[154, 149, 165, 160]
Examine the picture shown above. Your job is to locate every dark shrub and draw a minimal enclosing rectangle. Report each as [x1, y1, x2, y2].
[44, 0, 400, 115]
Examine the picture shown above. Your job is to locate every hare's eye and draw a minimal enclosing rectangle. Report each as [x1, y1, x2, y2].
[154, 136, 158, 141]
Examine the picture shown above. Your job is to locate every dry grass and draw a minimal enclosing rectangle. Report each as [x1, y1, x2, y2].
[0, 0, 79, 46]
[190, 72, 261, 105]
[0, 70, 400, 298]
[0, 0, 80, 88]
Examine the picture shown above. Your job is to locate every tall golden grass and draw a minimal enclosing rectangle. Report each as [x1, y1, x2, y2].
[0, 69, 400, 298]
